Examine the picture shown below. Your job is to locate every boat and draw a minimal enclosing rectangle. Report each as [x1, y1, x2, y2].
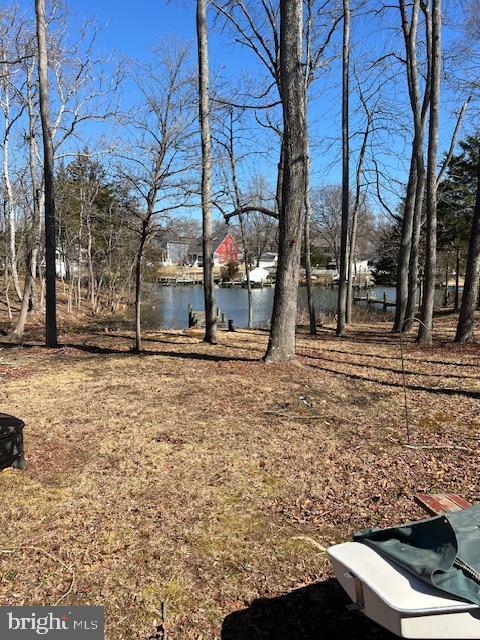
[328, 541, 480, 638]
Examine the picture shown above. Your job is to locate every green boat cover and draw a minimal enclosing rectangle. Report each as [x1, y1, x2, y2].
[354, 504, 480, 604]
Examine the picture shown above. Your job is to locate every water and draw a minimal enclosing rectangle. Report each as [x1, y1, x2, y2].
[137, 284, 445, 330]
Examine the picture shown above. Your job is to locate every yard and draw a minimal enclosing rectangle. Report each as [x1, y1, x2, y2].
[1, 318, 479, 639]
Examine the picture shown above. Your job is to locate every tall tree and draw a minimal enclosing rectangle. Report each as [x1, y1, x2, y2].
[304, 0, 316, 336]
[336, 0, 350, 337]
[346, 86, 372, 324]
[401, 0, 431, 332]
[120, 47, 193, 352]
[392, 0, 430, 333]
[263, 0, 306, 362]
[417, 0, 441, 345]
[455, 154, 480, 343]
[35, 0, 57, 347]
[212, 0, 339, 351]
[197, 0, 217, 344]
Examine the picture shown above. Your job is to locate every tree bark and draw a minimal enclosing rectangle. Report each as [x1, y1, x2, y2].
[303, 2, 316, 336]
[197, 0, 217, 344]
[134, 228, 147, 353]
[26, 64, 42, 314]
[346, 101, 370, 324]
[454, 246, 460, 313]
[264, 0, 306, 362]
[239, 213, 253, 329]
[455, 157, 480, 343]
[35, 0, 58, 347]
[404, 162, 426, 329]
[11, 271, 32, 342]
[393, 157, 417, 331]
[417, 0, 441, 345]
[336, 0, 350, 337]
[394, 0, 430, 333]
[304, 179, 316, 335]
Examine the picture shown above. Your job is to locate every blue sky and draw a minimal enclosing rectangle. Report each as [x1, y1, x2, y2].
[65, 1, 473, 198]
[14, 0, 477, 218]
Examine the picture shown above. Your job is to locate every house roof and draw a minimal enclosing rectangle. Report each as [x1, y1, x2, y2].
[189, 233, 239, 256]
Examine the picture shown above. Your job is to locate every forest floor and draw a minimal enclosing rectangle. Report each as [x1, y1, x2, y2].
[1, 309, 480, 640]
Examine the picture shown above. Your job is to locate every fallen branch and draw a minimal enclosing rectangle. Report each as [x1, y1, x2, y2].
[291, 536, 327, 552]
[403, 444, 473, 452]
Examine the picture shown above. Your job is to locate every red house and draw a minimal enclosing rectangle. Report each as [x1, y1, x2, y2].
[213, 233, 240, 265]
[188, 233, 241, 266]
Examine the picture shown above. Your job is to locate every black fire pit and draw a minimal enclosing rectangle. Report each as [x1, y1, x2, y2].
[0, 413, 26, 470]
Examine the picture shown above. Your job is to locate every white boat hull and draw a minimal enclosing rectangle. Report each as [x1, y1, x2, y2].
[328, 542, 480, 638]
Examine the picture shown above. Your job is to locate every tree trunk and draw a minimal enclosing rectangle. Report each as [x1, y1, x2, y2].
[197, 0, 217, 345]
[346, 202, 358, 325]
[27, 67, 42, 314]
[395, 0, 430, 333]
[2, 84, 22, 301]
[393, 158, 417, 331]
[276, 137, 285, 213]
[304, 195, 316, 335]
[86, 209, 95, 310]
[454, 246, 460, 312]
[444, 258, 449, 306]
[11, 272, 32, 342]
[346, 105, 370, 324]
[336, 0, 350, 337]
[35, 0, 58, 347]
[417, 0, 441, 345]
[455, 157, 480, 342]
[134, 229, 147, 353]
[404, 158, 426, 329]
[304, 140, 316, 336]
[264, 0, 306, 362]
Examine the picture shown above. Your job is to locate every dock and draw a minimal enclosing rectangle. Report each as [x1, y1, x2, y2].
[155, 275, 203, 286]
[188, 305, 235, 331]
[354, 291, 396, 309]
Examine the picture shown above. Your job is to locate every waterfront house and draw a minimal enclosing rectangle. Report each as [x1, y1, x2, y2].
[188, 233, 241, 267]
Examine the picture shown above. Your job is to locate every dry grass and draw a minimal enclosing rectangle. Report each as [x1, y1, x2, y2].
[1, 314, 480, 639]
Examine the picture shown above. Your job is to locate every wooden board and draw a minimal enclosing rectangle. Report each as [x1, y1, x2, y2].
[414, 493, 471, 516]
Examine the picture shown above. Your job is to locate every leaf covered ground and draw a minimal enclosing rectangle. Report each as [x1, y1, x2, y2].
[1, 315, 479, 639]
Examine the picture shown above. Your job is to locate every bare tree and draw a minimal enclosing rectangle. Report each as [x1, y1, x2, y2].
[346, 83, 372, 324]
[391, 0, 430, 333]
[212, 0, 339, 355]
[197, 0, 217, 344]
[35, 0, 57, 347]
[263, 0, 306, 362]
[417, 0, 441, 345]
[455, 154, 480, 343]
[0, 7, 27, 302]
[303, 0, 316, 336]
[119, 47, 193, 352]
[336, 0, 350, 337]
[213, 108, 254, 328]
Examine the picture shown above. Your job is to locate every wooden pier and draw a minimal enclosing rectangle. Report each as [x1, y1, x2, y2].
[155, 275, 203, 286]
[353, 291, 396, 310]
[188, 305, 235, 331]
[154, 274, 227, 286]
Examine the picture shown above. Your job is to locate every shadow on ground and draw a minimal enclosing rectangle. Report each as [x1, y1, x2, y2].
[221, 579, 396, 640]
